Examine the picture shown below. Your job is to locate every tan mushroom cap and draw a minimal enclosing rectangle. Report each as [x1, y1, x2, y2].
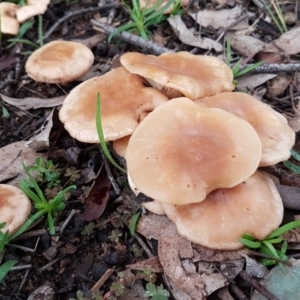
[127, 172, 165, 215]
[162, 171, 284, 250]
[0, 184, 32, 235]
[120, 52, 235, 99]
[0, 3, 19, 35]
[16, 0, 50, 23]
[59, 67, 169, 142]
[126, 98, 262, 205]
[195, 92, 295, 166]
[25, 40, 94, 83]
[139, 0, 189, 14]
[112, 135, 131, 157]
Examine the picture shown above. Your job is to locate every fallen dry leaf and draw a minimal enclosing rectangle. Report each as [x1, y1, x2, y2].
[0, 94, 66, 110]
[26, 109, 54, 150]
[267, 74, 290, 97]
[0, 141, 47, 184]
[236, 73, 277, 90]
[127, 256, 164, 273]
[168, 15, 222, 51]
[189, 6, 249, 30]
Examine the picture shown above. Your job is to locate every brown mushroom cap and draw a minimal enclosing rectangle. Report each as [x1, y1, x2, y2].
[162, 171, 284, 250]
[16, 0, 50, 23]
[120, 52, 235, 99]
[194, 92, 295, 166]
[112, 135, 131, 157]
[0, 184, 32, 235]
[126, 98, 262, 205]
[0, 3, 19, 35]
[59, 67, 169, 142]
[25, 40, 94, 83]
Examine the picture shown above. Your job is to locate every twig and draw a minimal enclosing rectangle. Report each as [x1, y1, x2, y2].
[91, 20, 173, 55]
[43, 4, 121, 40]
[37, 255, 66, 273]
[241, 63, 300, 74]
[134, 232, 153, 258]
[238, 270, 280, 300]
[17, 268, 30, 294]
[90, 267, 115, 292]
[11, 264, 32, 271]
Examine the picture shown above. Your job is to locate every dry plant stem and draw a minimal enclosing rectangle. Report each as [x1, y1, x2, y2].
[238, 270, 280, 300]
[134, 232, 154, 258]
[228, 283, 248, 300]
[42, 4, 121, 40]
[244, 63, 300, 74]
[37, 255, 66, 273]
[11, 264, 32, 271]
[13, 227, 60, 241]
[91, 20, 173, 55]
[99, 147, 122, 196]
[8, 237, 40, 253]
[247, 249, 292, 265]
[90, 267, 115, 292]
[17, 268, 30, 293]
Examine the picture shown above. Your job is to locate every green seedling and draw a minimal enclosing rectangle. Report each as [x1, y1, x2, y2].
[108, 0, 176, 41]
[1, 105, 10, 118]
[144, 283, 170, 300]
[240, 220, 300, 270]
[0, 223, 10, 255]
[225, 38, 265, 83]
[0, 260, 18, 283]
[15, 162, 75, 237]
[129, 211, 141, 236]
[261, 0, 287, 33]
[108, 229, 123, 243]
[26, 157, 61, 188]
[96, 92, 126, 173]
[283, 149, 300, 174]
[7, 20, 36, 48]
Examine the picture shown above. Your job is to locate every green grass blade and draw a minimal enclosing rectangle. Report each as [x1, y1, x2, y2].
[283, 160, 300, 175]
[239, 238, 261, 249]
[144, 0, 175, 22]
[6, 38, 39, 48]
[143, 0, 165, 15]
[38, 15, 44, 47]
[225, 38, 231, 66]
[108, 23, 138, 42]
[291, 149, 300, 162]
[129, 211, 141, 236]
[0, 260, 18, 283]
[234, 60, 265, 78]
[273, 0, 287, 32]
[96, 93, 126, 173]
[267, 220, 300, 239]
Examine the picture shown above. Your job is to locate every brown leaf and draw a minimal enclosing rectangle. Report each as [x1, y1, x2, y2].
[127, 256, 164, 273]
[81, 166, 111, 221]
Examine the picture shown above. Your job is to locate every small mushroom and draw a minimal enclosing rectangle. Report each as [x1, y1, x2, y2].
[120, 52, 235, 99]
[16, 0, 50, 23]
[126, 98, 262, 205]
[162, 171, 284, 250]
[25, 40, 94, 83]
[0, 2, 19, 35]
[112, 135, 131, 157]
[194, 92, 295, 166]
[0, 184, 32, 235]
[59, 67, 169, 142]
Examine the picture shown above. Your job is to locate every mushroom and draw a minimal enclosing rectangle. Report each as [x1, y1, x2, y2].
[127, 172, 165, 215]
[194, 92, 295, 166]
[126, 98, 262, 205]
[25, 40, 94, 84]
[0, 3, 19, 36]
[162, 171, 284, 250]
[112, 135, 131, 157]
[0, 184, 32, 235]
[59, 67, 169, 142]
[138, 0, 189, 14]
[16, 0, 50, 23]
[120, 52, 235, 99]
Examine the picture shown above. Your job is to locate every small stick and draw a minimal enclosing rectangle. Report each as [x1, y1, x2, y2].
[91, 20, 173, 55]
[90, 267, 115, 292]
[241, 63, 300, 74]
[43, 4, 121, 40]
[134, 232, 153, 258]
[37, 255, 66, 273]
[11, 264, 32, 271]
[17, 268, 30, 294]
[238, 269, 280, 300]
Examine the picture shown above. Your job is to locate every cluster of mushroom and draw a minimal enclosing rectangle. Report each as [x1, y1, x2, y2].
[0, 0, 49, 35]
[24, 42, 295, 250]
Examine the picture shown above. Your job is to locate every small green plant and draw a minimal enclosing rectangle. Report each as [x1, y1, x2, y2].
[1, 104, 10, 118]
[144, 283, 170, 300]
[283, 149, 300, 174]
[240, 220, 300, 270]
[96, 93, 126, 173]
[129, 211, 141, 236]
[108, 229, 123, 243]
[25, 157, 61, 188]
[225, 38, 265, 83]
[70, 290, 103, 300]
[81, 222, 95, 236]
[16, 162, 75, 236]
[261, 0, 287, 33]
[108, 0, 177, 41]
